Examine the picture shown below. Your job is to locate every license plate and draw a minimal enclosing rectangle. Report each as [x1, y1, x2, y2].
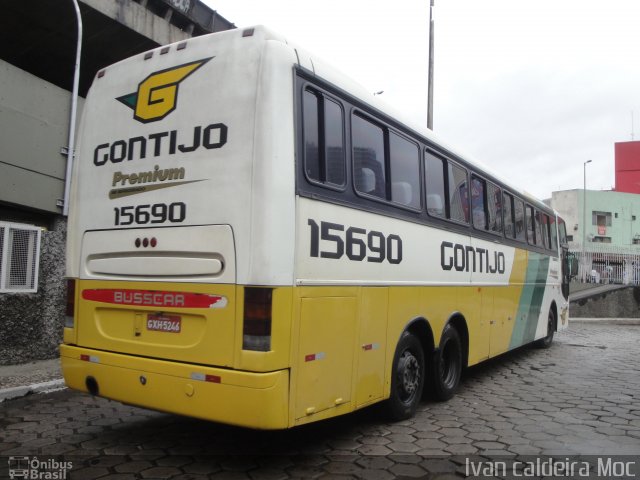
[146, 314, 181, 333]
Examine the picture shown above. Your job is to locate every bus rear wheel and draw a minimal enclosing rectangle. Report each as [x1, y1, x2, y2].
[385, 331, 425, 421]
[430, 324, 462, 401]
[536, 309, 556, 349]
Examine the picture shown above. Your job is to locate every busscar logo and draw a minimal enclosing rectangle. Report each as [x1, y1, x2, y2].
[116, 57, 212, 123]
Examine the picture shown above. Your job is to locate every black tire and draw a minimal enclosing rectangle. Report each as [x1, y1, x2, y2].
[385, 331, 425, 421]
[536, 309, 555, 349]
[429, 324, 462, 401]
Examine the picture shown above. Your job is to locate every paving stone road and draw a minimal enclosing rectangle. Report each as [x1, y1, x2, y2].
[1, 322, 639, 479]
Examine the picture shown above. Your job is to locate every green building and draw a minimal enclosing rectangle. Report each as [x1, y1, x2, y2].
[552, 189, 640, 248]
[552, 189, 640, 284]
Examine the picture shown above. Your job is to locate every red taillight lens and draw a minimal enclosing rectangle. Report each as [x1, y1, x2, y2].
[65, 279, 76, 328]
[242, 287, 272, 351]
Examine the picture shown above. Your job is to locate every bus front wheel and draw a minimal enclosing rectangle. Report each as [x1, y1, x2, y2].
[430, 324, 462, 401]
[536, 308, 556, 349]
[385, 331, 425, 421]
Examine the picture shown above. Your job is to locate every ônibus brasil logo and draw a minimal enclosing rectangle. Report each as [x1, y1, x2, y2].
[116, 57, 212, 123]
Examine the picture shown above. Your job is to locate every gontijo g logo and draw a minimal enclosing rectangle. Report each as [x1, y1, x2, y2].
[116, 57, 212, 123]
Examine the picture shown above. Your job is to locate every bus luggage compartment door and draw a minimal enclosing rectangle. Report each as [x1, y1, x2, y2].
[294, 296, 357, 419]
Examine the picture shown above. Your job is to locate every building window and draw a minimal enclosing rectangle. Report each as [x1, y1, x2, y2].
[592, 211, 612, 227]
[592, 236, 612, 244]
[0, 222, 41, 293]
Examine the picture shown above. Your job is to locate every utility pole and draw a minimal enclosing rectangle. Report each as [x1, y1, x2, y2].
[63, 0, 82, 216]
[582, 159, 592, 281]
[427, 0, 434, 130]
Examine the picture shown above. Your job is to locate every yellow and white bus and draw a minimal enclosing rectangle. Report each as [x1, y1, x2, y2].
[62, 26, 570, 429]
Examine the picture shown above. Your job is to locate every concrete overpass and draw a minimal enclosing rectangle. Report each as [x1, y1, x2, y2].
[0, 0, 234, 97]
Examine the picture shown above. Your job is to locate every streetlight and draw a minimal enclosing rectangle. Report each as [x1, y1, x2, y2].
[427, 0, 435, 130]
[583, 159, 592, 281]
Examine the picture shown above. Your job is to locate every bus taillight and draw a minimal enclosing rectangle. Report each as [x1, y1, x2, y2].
[242, 287, 272, 352]
[65, 279, 76, 328]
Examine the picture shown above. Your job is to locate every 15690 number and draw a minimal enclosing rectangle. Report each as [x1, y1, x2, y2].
[308, 219, 403, 264]
[114, 202, 186, 226]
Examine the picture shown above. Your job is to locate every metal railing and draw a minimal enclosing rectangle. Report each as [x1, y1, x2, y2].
[568, 242, 640, 285]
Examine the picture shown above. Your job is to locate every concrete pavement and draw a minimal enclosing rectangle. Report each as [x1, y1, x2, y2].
[0, 322, 639, 479]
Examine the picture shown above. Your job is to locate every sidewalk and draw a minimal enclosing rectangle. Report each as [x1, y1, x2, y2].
[0, 358, 64, 402]
[569, 283, 628, 301]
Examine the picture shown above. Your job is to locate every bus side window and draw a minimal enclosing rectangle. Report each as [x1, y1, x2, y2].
[324, 99, 345, 185]
[487, 181, 502, 234]
[471, 175, 487, 230]
[425, 151, 445, 218]
[549, 215, 558, 251]
[526, 205, 536, 245]
[302, 88, 345, 187]
[448, 163, 469, 224]
[503, 192, 515, 238]
[302, 89, 320, 181]
[541, 213, 551, 249]
[352, 114, 386, 199]
[558, 217, 568, 245]
[534, 210, 545, 248]
[389, 132, 420, 209]
[514, 198, 526, 242]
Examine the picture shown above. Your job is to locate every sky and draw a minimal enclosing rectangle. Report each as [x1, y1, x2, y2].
[203, 0, 640, 201]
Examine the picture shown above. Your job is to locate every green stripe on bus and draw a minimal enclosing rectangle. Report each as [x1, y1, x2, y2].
[510, 254, 549, 349]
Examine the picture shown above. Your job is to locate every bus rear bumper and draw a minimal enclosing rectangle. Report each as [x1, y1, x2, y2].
[60, 344, 290, 429]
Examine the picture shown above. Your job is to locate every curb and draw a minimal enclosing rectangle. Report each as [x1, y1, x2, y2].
[0, 378, 66, 402]
[569, 284, 629, 302]
[570, 318, 640, 325]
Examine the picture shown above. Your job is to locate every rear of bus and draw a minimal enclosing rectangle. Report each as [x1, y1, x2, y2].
[61, 27, 298, 429]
